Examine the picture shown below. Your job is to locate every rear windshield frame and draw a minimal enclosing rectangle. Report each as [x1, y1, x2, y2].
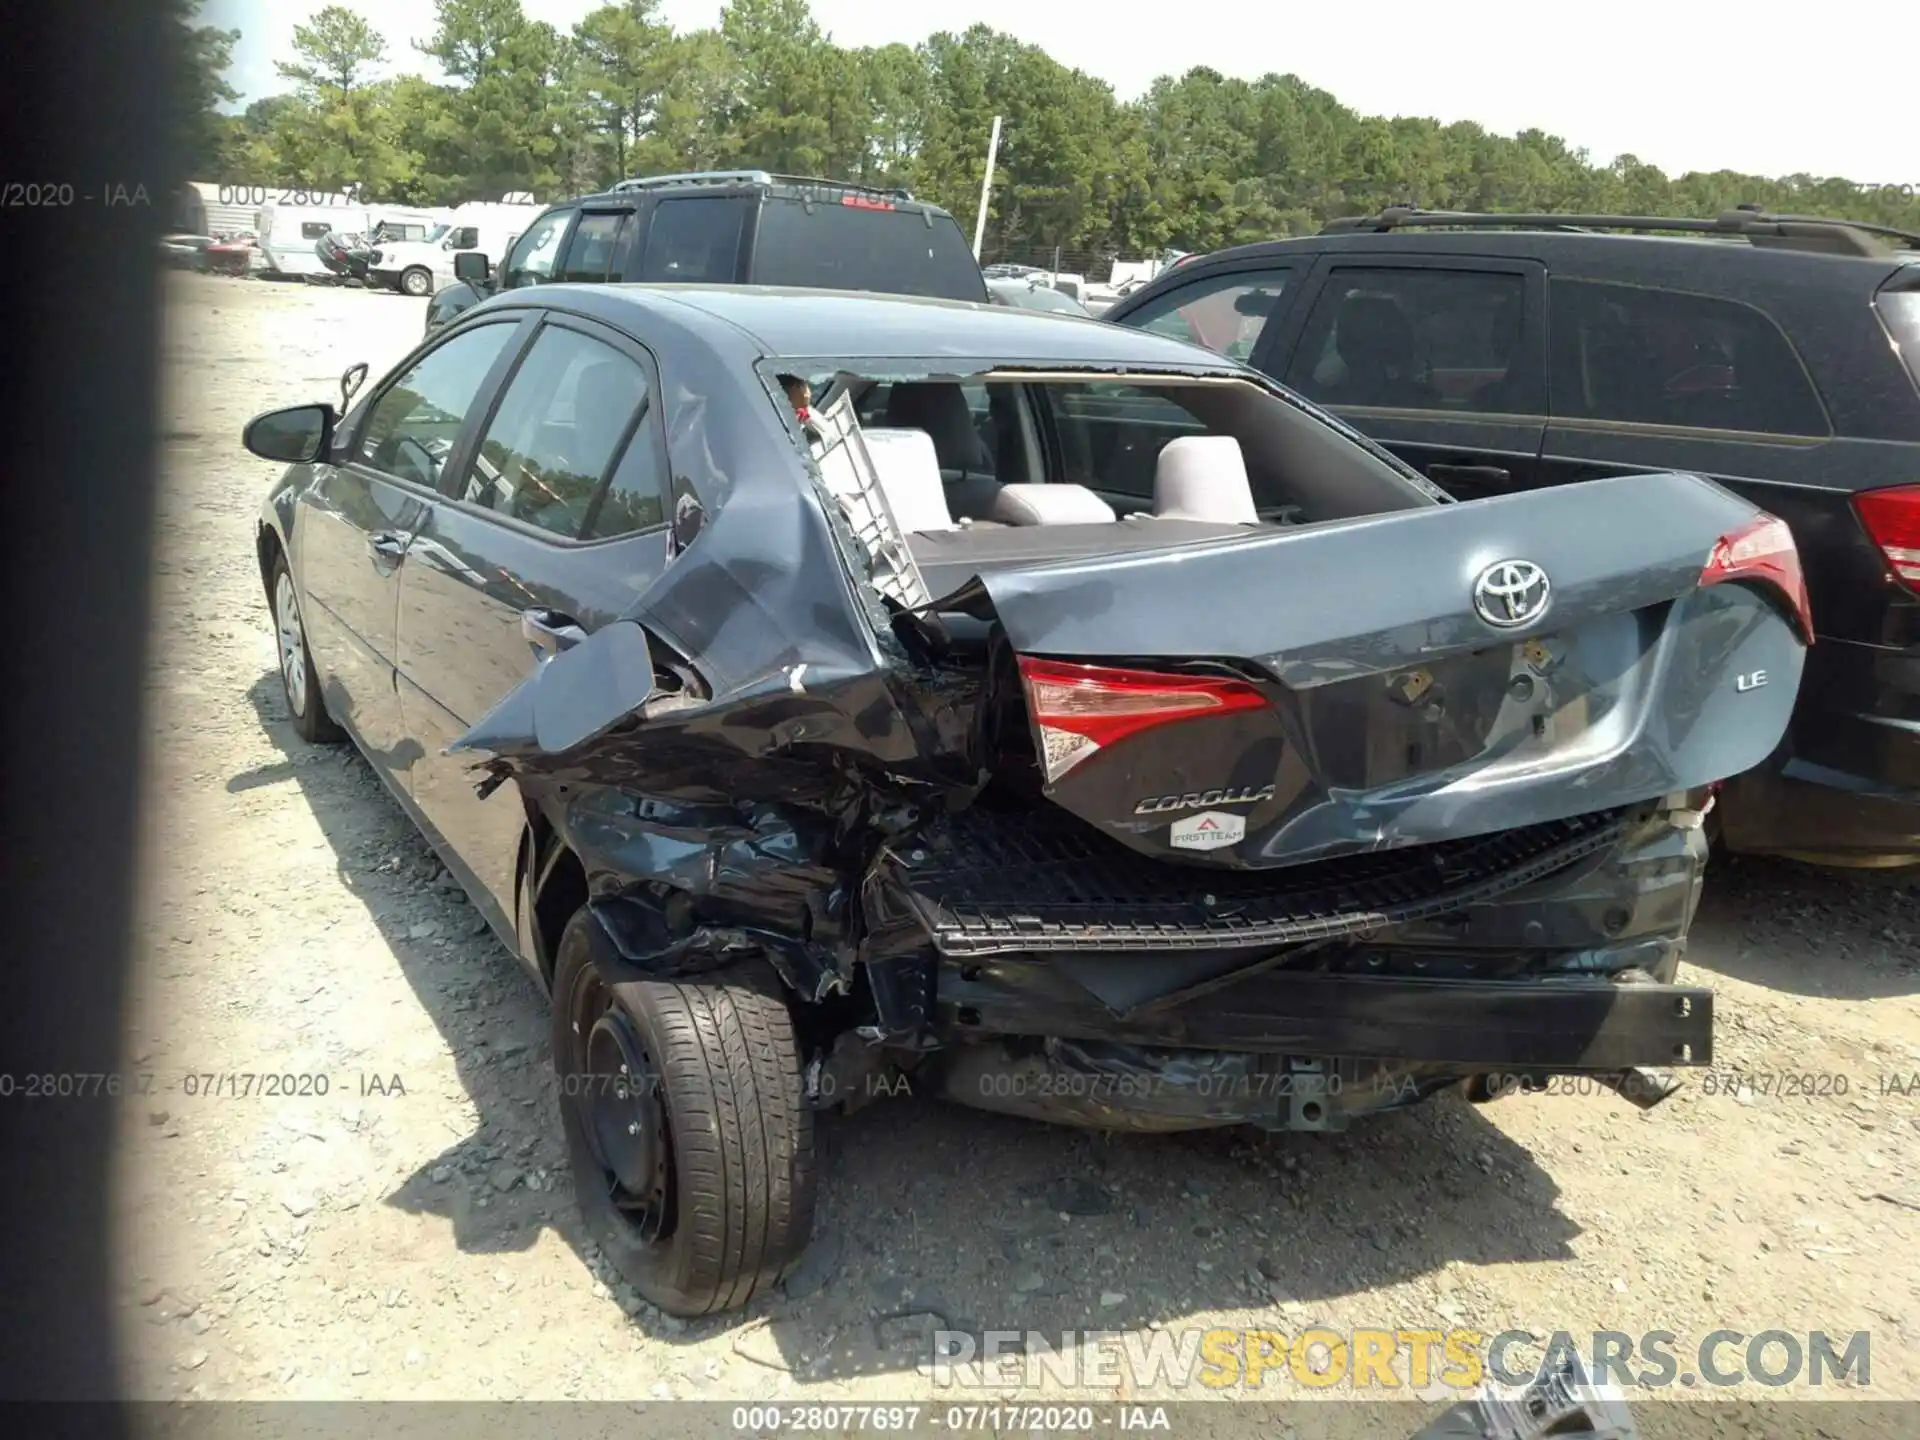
[757, 358, 1444, 523]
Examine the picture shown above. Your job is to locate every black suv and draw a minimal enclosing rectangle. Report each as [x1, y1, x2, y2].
[426, 169, 988, 333]
[1105, 207, 1920, 867]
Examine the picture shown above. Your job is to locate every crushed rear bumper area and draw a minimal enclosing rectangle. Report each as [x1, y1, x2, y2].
[865, 805, 1635, 954]
[913, 964, 1711, 1133]
[934, 962, 1711, 1070]
[856, 802, 1711, 1132]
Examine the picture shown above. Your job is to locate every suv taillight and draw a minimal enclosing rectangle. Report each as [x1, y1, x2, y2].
[1017, 657, 1267, 782]
[1853, 484, 1920, 593]
[1699, 513, 1815, 644]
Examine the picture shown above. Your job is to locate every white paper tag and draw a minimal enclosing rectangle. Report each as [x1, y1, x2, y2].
[1169, 810, 1245, 851]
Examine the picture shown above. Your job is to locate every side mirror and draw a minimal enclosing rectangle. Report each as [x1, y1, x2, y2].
[243, 404, 335, 465]
[453, 251, 491, 285]
[340, 362, 368, 409]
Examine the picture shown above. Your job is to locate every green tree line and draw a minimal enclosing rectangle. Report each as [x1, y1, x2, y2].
[175, 0, 1920, 265]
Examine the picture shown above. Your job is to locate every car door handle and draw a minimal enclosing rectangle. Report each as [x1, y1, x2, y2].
[1427, 464, 1510, 484]
[522, 608, 587, 656]
[367, 530, 409, 559]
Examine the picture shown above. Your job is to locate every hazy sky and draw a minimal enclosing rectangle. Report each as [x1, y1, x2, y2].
[205, 0, 1914, 183]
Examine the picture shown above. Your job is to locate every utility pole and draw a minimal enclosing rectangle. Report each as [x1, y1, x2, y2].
[971, 115, 1002, 262]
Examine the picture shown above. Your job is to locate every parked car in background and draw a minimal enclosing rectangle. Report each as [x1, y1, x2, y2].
[1044, 272, 1089, 306]
[325, 215, 454, 284]
[424, 171, 988, 334]
[257, 202, 444, 280]
[1105, 206, 1920, 867]
[160, 234, 215, 270]
[369, 200, 544, 297]
[986, 275, 1091, 315]
[244, 283, 1806, 1316]
[204, 236, 261, 277]
[315, 230, 357, 278]
[1086, 253, 1202, 315]
[256, 202, 371, 279]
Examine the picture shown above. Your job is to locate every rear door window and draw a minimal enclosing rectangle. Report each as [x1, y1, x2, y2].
[559, 210, 631, 283]
[1121, 269, 1293, 363]
[1284, 268, 1538, 414]
[457, 325, 649, 539]
[638, 197, 751, 283]
[1548, 278, 1829, 436]
[751, 195, 987, 300]
[584, 388, 670, 540]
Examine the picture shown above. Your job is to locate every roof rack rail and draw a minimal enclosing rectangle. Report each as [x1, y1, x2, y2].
[610, 170, 774, 193]
[762, 173, 916, 203]
[1753, 210, 1920, 247]
[1318, 205, 1919, 258]
[607, 169, 915, 203]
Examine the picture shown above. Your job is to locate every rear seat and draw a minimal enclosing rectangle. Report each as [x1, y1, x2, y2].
[882, 382, 1004, 521]
[861, 426, 1117, 531]
[860, 427, 956, 532]
[859, 401, 1260, 534]
[1151, 435, 1260, 524]
[987, 484, 1116, 525]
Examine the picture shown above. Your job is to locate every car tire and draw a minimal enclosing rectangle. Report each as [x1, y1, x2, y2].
[269, 552, 344, 744]
[551, 909, 816, 1316]
[401, 267, 432, 297]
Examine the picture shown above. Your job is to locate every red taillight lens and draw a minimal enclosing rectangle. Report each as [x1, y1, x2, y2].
[1853, 483, 1920, 591]
[1700, 513, 1814, 645]
[1016, 657, 1268, 782]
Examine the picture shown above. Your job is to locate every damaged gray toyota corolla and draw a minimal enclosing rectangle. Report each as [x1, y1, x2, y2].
[244, 284, 1811, 1316]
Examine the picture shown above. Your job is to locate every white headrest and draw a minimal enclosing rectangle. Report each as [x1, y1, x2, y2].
[1153, 435, 1259, 524]
[860, 427, 954, 533]
[988, 483, 1117, 526]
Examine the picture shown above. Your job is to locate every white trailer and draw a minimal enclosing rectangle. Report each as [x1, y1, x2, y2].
[256, 198, 375, 277]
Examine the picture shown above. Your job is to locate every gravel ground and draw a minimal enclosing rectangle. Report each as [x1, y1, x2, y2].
[114, 273, 1920, 1425]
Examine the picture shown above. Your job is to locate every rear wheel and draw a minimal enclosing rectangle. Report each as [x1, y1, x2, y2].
[400, 266, 432, 297]
[551, 910, 815, 1316]
[270, 553, 343, 743]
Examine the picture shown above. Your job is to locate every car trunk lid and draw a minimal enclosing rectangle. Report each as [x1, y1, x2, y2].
[935, 471, 1809, 869]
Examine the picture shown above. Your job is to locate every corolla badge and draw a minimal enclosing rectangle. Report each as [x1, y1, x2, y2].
[1473, 559, 1551, 628]
[1134, 784, 1276, 816]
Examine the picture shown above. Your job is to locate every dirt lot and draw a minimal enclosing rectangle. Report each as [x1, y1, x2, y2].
[114, 272, 1920, 1420]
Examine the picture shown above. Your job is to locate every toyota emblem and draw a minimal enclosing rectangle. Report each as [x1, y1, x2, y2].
[1473, 559, 1551, 628]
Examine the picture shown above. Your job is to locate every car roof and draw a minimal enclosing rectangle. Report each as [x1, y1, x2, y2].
[1182, 228, 1909, 283]
[518, 283, 1237, 369]
[556, 178, 961, 223]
